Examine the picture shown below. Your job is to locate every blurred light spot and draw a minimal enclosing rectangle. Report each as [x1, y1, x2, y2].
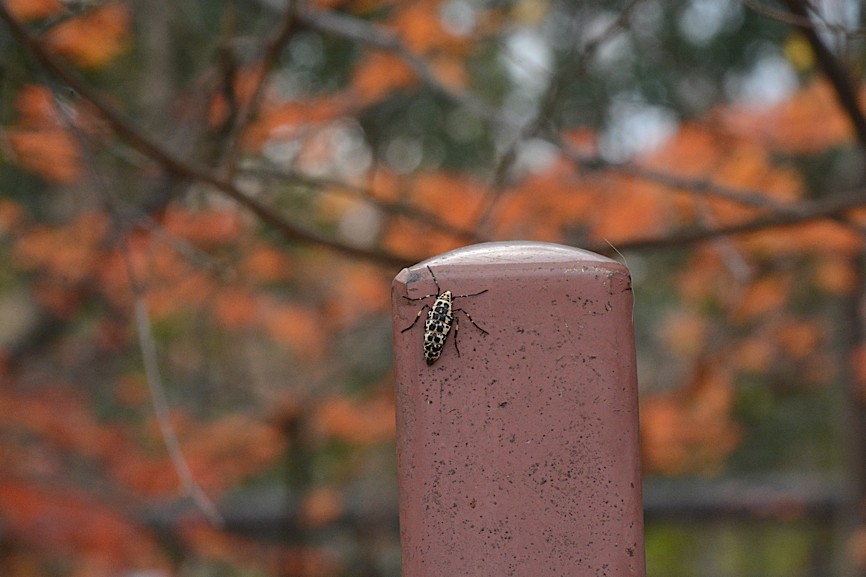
[599, 99, 678, 161]
[725, 54, 798, 107]
[439, 0, 476, 36]
[503, 29, 552, 93]
[446, 108, 483, 142]
[339, 202, 381, 246]
[385, 137, 424, 174]
[678, 0, 742, 45]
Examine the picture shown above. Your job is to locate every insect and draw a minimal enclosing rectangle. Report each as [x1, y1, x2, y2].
[401, 266, 489, 365]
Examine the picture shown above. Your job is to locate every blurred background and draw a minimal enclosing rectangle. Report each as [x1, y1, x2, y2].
[1, 0, 866, 575]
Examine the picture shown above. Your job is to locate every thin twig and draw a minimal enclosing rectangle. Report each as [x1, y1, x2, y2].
[219, 1, 300, 178]
[45, 79, 224, 526]
[475, 0, 643, 232]
[782, 0, 866, 153]
[296, 3, 860, 241]
[130, 292, 224, 526]
[0, 5, 414, 269]
[743, 0, 866, 38]
[245, 165, 483, 243]
[607, 186, 866, 252]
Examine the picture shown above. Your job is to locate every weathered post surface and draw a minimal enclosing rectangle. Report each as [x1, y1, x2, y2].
[391, 241, 644, 577]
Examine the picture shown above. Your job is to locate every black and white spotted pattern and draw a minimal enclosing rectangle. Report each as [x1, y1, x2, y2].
[401, 266, 488, 365]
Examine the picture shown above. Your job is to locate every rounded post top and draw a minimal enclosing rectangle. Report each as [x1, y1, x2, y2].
[394, 241, 629, 285]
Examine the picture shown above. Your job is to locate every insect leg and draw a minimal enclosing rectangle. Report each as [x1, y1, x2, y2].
[426, 266, 442, 295]
[403, 293, 437, 302]
[403, 267, 442, 302]
[452, 313, 460, 357]
[401, 303, 430, 333]
[455, 308, 489, 335]
[453, 288, 488, 299]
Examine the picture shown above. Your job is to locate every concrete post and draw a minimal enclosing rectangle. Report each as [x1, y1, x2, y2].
[391, 241, 644, 577]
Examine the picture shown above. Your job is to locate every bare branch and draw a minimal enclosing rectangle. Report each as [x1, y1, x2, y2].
[476, 0, 644, 231]
[782, 0, 866, 154]
[607, 186, 866, 252]
[0, 5, 414, 269]
[244, 165, 483, 244]
[295, 4, 859, 243]
[743, 0, 866, 39]
[48, 78, 226, 526]
[218, 1, 300, 178]
[131, 292, 225, 526]
[296, 6, 514, 130]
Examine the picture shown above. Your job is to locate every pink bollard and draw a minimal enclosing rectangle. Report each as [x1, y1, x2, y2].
[391, 241, 644, 577]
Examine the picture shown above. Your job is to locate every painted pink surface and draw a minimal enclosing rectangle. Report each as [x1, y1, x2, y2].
[391, 241, 644, 577]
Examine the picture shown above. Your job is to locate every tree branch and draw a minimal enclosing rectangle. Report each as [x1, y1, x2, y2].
[0, 5, 414, 270]
[782, 0, 866, 153]
[607, 186, 866, 252]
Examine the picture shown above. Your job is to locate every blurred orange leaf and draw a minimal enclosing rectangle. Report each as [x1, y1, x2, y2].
[0, 198, 25, 234]
[7, 0, 64, 21]
[44, 3, 130, 68]
[0, 482, 165, 569]
[731, 276, 790, 322]
[313, 394, 395, 445]
[182, 414, 286, 494]
[351, 52, 416, 105]
[641, 364, 741, 475]
[8, 128, 82, 184]
[213, 287, 260, 330]
[240, 243, 294, 283]
[389, 1, 471, 55]
[812, 257, 857, 294]
[14, 212, 109, 282]
[659, 310, 709, 356]
[261, 301, 327, 359]
[730, 335, 776, 374]
[7, 84, 83, 183]
[325, 263, 389, 326]
[299, 487, 344, 528]
[591, 180, 673, 243]
[775, 319, 821, 360]
[162, 207, 243, 248]
[723, 80, 853, 154]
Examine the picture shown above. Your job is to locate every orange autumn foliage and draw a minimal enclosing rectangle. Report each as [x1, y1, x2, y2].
[299, 486, 344, 528]
[731, 275, 791, 323]
[313, 394, 395, 445]
[240, 244, 294, 283]
[14, 212, 109, 283]
[180, 414, 287, 494]
[162, 207, 243, 248]
[590, 179, 675, 243]
[775, 319, 822, 361]
[723, 80, 854, 154]
[243, 96, 347, 152]
[641, 364, 742, 476]
[324, 263, 390, 326]
[6, 0, 63, 21]
[388, 1, 473, 55]
[4, 3, 866, 571]
[351, 52, 417, 105]
[213, 286, 261, 330]
[0, 198, 25, 234]
[180, 520, 341, 577]
[812, 257, 858, 294]
[7, 128, 82, 184]
[44, 3, 130, 68]
[261, 300, 327, 359]
[0, 483, 166, 569]
[659, 309, 710, 357]
[7, 84, 83, 183]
